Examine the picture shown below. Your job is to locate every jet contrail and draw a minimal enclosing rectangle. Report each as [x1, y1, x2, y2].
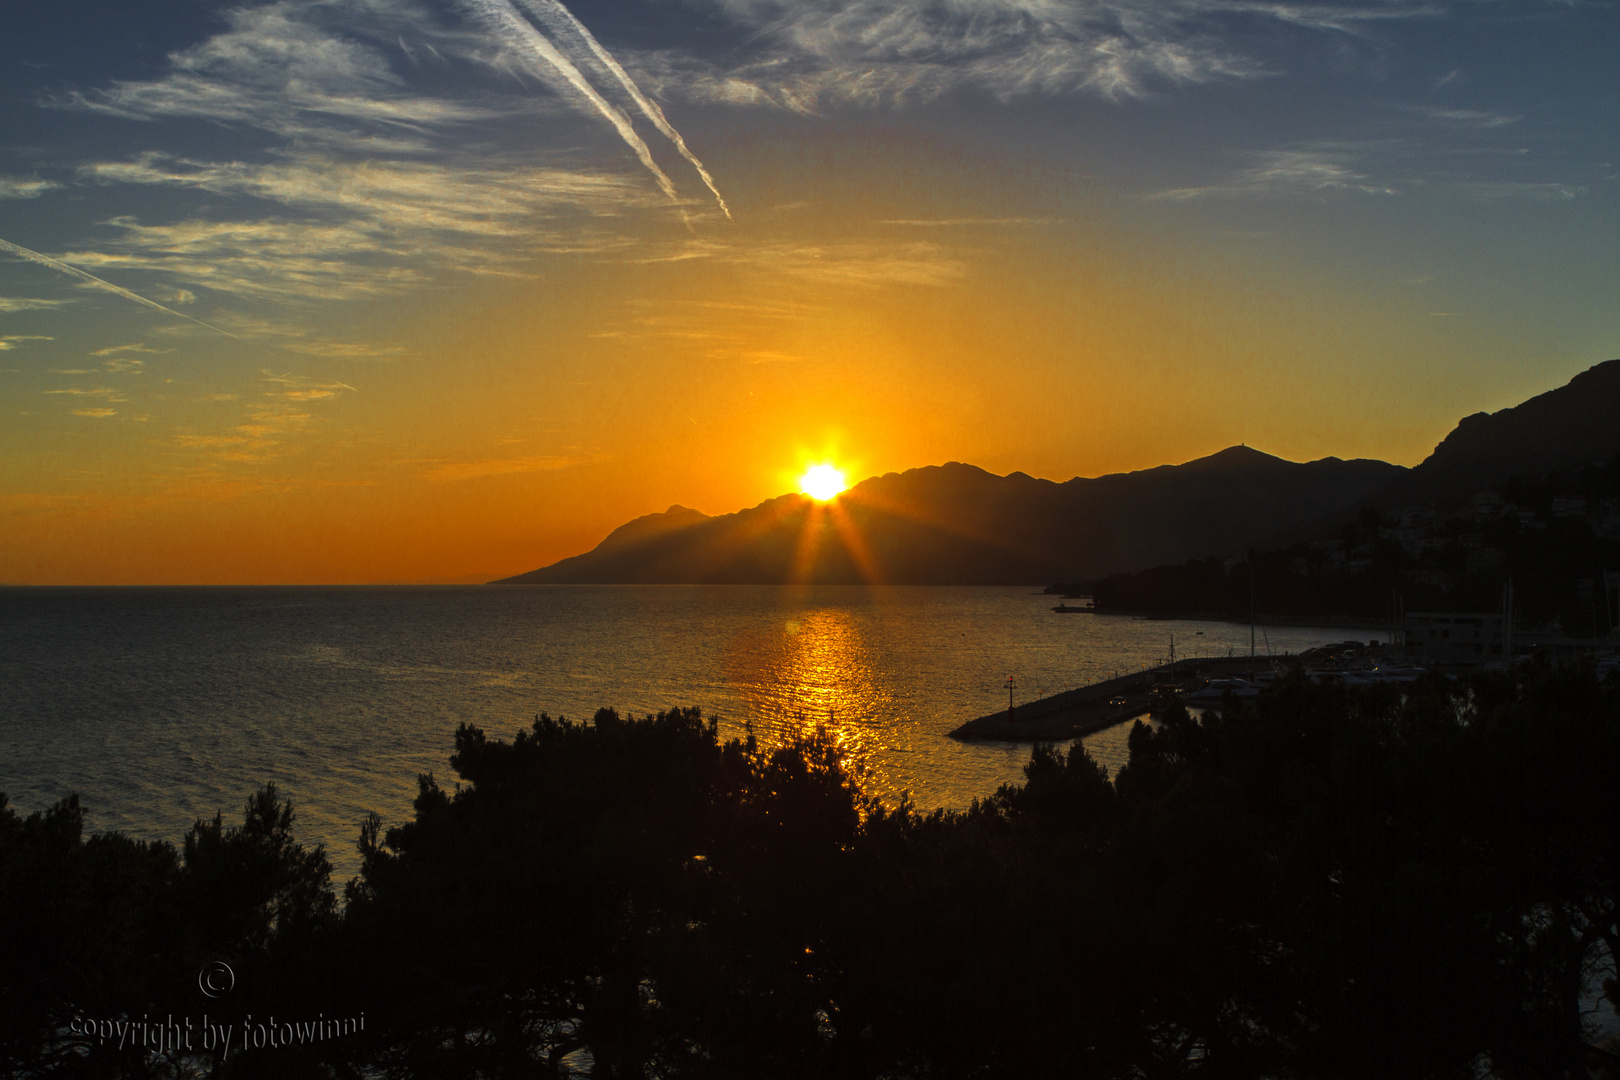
[0, 236, 239, 339]
[467, 0, 682, 205]
[515, 0, 732, 220]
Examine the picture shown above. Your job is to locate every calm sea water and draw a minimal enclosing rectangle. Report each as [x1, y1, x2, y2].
[0, 586, 1369, 879]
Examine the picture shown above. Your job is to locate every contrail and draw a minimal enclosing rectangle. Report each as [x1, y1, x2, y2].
[515, 0, 732, 219]
[0, 236, 239, 339]
[467, 0, 682, 205]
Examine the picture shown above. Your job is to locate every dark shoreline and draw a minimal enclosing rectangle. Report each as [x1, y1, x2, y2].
[1085, 607, 1395, 631]
[949, 654, 1282, 743]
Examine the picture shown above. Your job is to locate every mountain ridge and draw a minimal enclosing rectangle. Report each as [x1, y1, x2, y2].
[493, 360, 1620, 586]
[494, 448, 1406, 585]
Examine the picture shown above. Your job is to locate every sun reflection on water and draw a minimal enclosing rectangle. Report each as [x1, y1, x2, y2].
[725, 605, 897, 791]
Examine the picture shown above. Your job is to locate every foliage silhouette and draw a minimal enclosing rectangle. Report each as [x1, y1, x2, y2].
[3, 664, 1617, 1077]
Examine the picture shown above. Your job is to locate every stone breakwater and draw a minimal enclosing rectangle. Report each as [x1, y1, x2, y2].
[947, 655, 1273, 743]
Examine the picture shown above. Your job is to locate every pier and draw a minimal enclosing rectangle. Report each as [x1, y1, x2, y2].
[947, 655, 1272, 743]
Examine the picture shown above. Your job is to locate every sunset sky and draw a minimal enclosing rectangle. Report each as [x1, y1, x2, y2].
[2, 0, 1616, 584]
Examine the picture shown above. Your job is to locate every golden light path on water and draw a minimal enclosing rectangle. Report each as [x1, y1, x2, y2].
[726, 607, 897, 793]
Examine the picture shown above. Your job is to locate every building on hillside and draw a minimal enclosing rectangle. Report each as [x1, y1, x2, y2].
[1551, 496, 1588, 518]
[1465, 491, 1504, 522]
[1403, 611, 1509, 662]
[1405, 608, 1617, 661]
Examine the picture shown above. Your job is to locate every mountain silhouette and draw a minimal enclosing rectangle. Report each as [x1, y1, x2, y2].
[493, 360, 1620, 586]
[494, 448, 1403, 585]
[1395, 357, 1620, 501]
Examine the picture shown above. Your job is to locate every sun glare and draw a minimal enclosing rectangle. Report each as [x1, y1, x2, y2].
[799, 464, 847, 501]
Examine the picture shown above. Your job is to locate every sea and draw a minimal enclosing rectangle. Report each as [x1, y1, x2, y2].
[1, 585, 1371, 879]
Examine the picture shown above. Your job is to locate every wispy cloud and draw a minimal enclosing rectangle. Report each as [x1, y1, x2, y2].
[68, 154, 651, 300]
[167, 369, 355, 462]
[0, 297, 74, 313]
[282, 340, 408, 359]
[91, 343, 173, 357]
[46, 386, 125, 402]
[629, 0, 1439, 111]
[0, 178, 59, 199]
[83, 154, 638, 234]
[878, 217, 1061, 227]
[66, 3, 494, 139]
[1450, 181, 1585, 202]
[1149, 148, 1399, 200]
[45, 1, 699, 308]
[626, 237, 966, 287]
[423, 453, 592, 480]
[592, 295, 828, 363]
[462, 0, 687, 208]
[0, 335, 53, 350]
[72, 407, 118, 418]
[732, 239, 967, 287]
[0, 236, 240, 335]
[512, 0, 732, 217]
[262, 370, 358, 401]
[1406, 105, 1520, 129]
[733, 349, 807, 365]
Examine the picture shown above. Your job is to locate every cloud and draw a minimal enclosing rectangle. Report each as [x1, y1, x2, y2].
[262, 370, 358, 401]
[46, 1, 685, 306]
[53, 219, 424, 303]
[91, 343, 173, 356]
[1450, 181, 1585, 202]
[84, 154, 639, 233]
[512, 0, 732, 217]
[733, 349, 807, 364]
[72, 408, 118, 418]
[731, 239, 968, 288]
[282, 340, 408, 359]
[0, 335, 53, 350]
[593, 295, 828, 353]
[463, 0, 685, 206]
[46, 386, 125, 402]
[71, 156, 651, 300]
[66, 2, 494, 138]
[0, 236, 240, 336]
[423, 453, 591, 480]
[877, 217, 1062, 226]
[629, 0, 1440, 111]
[1405, 105, 1520, 129]
[621, 236, 968, 287]
[0, 178, 59, 199]
[1149, 148, 1399, 200]
[166, 368, 358, 462]
[0, 297, 74, 312]
[172, 425, 294, 461]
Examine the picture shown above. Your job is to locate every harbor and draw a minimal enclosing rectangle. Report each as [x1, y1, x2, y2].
[948, 636, 1436, 743]
[948, 654, 1270, 742]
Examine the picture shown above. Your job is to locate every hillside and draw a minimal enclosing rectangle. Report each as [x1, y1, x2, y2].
[493, 448, 1404, 585]
[1394, 358, 1620, 502]
[495, 361, 1620, 587]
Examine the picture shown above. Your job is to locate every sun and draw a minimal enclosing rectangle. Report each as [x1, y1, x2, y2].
[799, 464, 847, 501]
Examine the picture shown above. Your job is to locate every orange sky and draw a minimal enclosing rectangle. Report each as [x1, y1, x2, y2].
[3, 1, 1615, 584]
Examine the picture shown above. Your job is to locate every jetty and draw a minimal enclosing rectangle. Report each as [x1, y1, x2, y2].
[948, 655, 1275, 743]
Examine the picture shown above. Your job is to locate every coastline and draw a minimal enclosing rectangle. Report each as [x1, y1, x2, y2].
[1088, 608, 1394, 632]
[948, 655, 1279, 743]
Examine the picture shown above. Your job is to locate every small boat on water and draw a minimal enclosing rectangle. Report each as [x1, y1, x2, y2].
[1051, 603, 1094, 613]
